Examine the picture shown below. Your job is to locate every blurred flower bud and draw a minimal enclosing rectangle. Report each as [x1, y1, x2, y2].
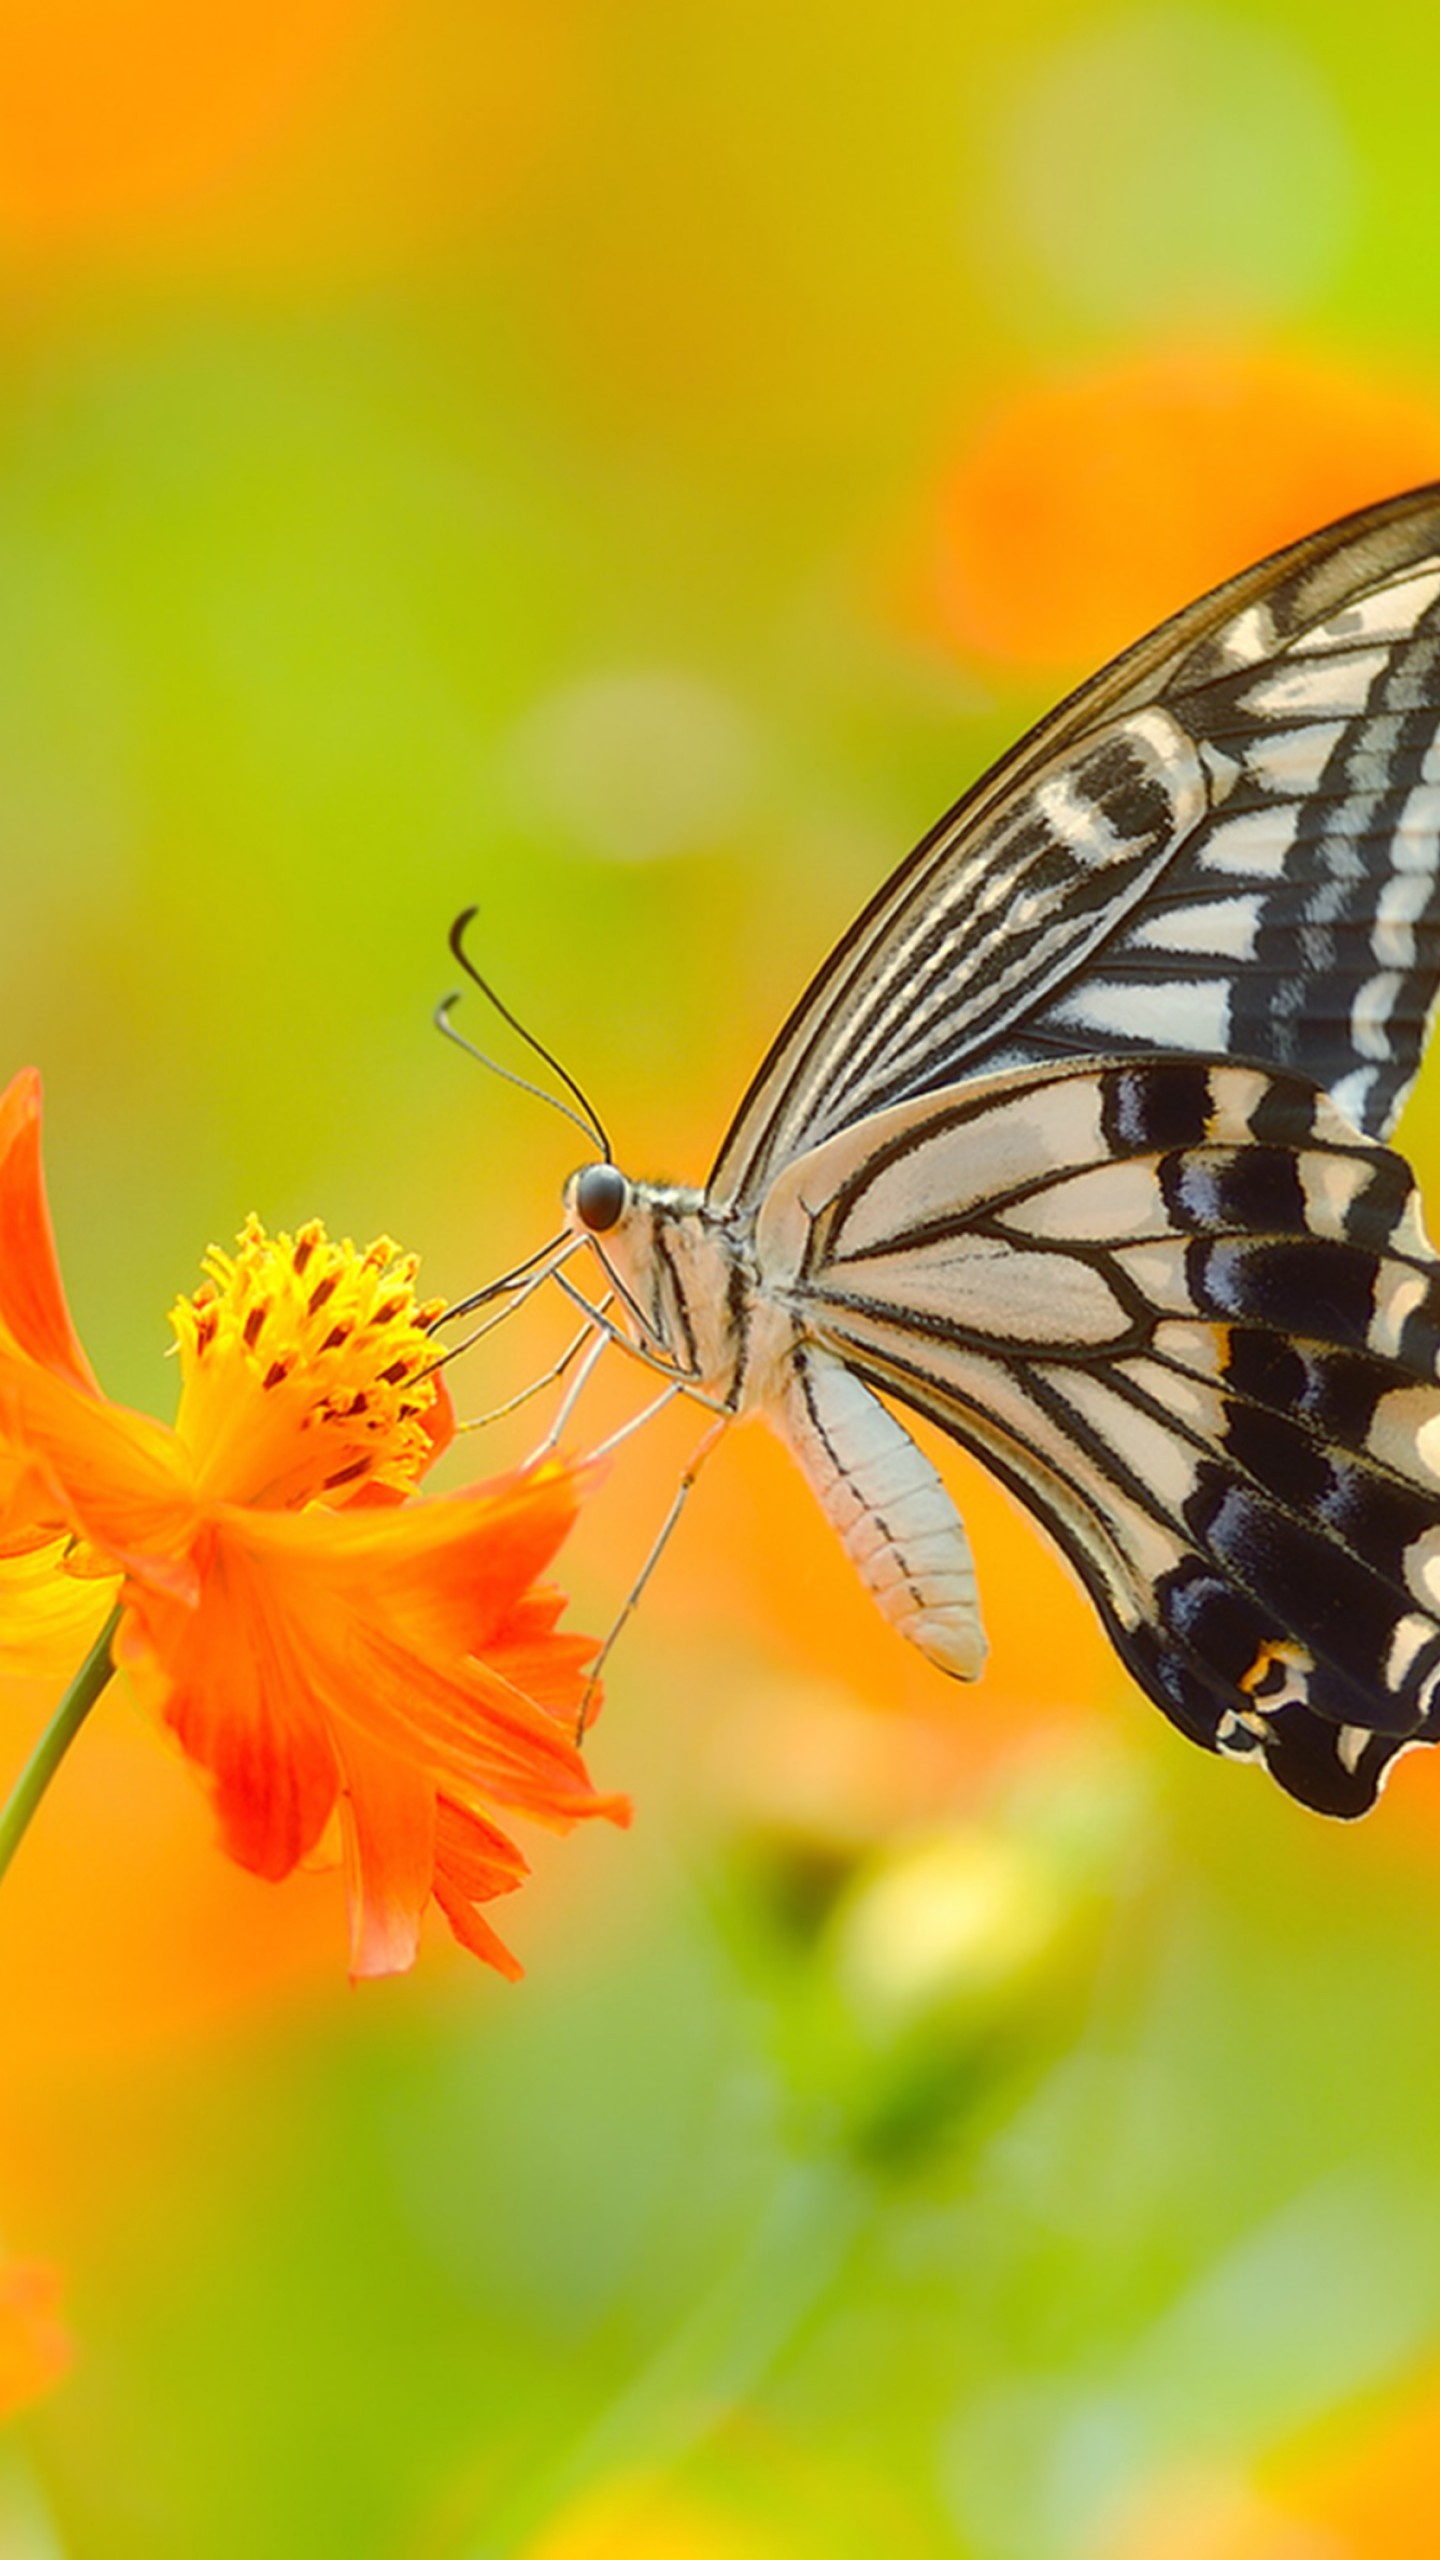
[790, 1738, 1153, 2168]
[830, 1824, 1067, 2032]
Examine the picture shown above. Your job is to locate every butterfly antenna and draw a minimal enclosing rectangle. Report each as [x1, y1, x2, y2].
[446, 906, 612, 1161]
[435, 996, 604, 1154]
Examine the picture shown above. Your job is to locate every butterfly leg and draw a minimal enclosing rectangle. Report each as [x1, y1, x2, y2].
[550, 1270, 733, 1412]
[771, 1346, 987, 1678]
[574, 1415, 730, 1739]
[456, 1313, 605, 1433]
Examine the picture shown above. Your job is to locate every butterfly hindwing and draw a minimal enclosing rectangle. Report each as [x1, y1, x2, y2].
[758, 1057, 1440, 1813]
[711, 484, 1440, 1211]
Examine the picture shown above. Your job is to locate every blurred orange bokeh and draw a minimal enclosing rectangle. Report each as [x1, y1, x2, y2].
[0, 2256, 71, 2419]
[0, 0, 580, 272]
[926, 345, 1440, 673]
[1107, 2371, 1440, 2559]
[0, 0, 392, 244]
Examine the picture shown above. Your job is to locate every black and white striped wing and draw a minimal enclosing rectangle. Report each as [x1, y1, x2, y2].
[711, 483, 1440, 1211]
[760, 1057, 1440, 1814]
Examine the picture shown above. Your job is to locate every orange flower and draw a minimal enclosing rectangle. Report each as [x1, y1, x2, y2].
[0, 1067, 627, 1979]
[0, 2258, 70, 2420]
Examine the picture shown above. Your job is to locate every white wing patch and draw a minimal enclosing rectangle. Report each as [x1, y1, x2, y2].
[1374, 867, 1436, 966]
[1241, 722, 1346, 795]
[1352, 969, 1405, 1063]
[1048, 1370, 1201, 1512]
[1292, 566, 1440, 652]
[1243, 648, 1390, 721]
[1046, 976, 1233, 1051]
[1393, 779, 1440, 865]
[997, 1158, 1168, 1244]
[781, 1080, 1109, 1263]
[1127, 894, 1262, 959]
[1213, 600, 1279, 666]
[1197, 807, 1301, 878]
[837, 1235, 1127, 1345]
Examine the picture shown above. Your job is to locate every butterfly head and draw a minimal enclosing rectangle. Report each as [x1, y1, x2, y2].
[570, 1161, 629, 1235]
[563, 1159, 657, 1326]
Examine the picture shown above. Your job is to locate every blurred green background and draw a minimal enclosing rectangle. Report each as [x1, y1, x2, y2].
[8, 2, 1440, 2553]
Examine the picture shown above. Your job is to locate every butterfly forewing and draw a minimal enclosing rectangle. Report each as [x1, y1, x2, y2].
[711, 484, 1440, 1210]
[758, 1057, 1440, 1814]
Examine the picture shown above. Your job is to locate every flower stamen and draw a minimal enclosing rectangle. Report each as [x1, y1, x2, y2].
[172, 1216, 449, 1511]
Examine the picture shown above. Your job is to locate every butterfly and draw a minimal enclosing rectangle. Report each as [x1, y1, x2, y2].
[556, 482, 1440, 1817]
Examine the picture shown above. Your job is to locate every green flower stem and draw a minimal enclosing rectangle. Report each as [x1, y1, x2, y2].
[0, 1604, 121, 1889]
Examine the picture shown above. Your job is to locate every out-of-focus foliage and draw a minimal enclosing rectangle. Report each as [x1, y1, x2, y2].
[6, 3, 1440, 2554]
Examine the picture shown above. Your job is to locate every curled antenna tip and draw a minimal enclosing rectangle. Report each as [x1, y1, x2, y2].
[448, 907, 480, 964]
[439, 906, 613, 1161]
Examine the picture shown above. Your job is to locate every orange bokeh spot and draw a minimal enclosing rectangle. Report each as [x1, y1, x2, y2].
[1278, 2374, 1440, 2556]
[1105, 2376, 1440, 2559]
[928, 347, 1440, 675]
[0, 1, 584, 274]
[0, 2259, 71, 2420]
[0, 0, 392, 246]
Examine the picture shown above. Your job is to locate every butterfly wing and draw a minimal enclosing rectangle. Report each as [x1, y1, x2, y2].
[711, 483, 1440, 1210]
[754, 1057, 1440, 1813]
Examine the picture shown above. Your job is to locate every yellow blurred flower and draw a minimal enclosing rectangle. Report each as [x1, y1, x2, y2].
[521, 2472, 793, 2560]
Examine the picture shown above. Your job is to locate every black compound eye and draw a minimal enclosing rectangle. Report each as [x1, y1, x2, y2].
[574, 1162, 628, 1233]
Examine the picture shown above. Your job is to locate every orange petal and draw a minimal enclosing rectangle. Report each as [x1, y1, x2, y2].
[112, 1470, 623, 1966]
[487, 1620, 601, 1721]
[115, 1528, 339, 1880]
[0, 1446, 58, 1550]
[432, 1798, 529, 1979]
[0, 2258, 71, 2420]
[341, 1623, 626, 1829]
[0, 1342, 197, 1591]
[338, 1456, 583, 1650]
[332, 1722, 435, 1980]
[218, 1464, 595, 1699]
[0, 1070, 98, 1393]
[431, 1889, 525, 1977]
[0, 1539, 117, 1677]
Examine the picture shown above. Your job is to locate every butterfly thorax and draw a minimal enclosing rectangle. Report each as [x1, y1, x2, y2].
[564, 1171, 768, 1406]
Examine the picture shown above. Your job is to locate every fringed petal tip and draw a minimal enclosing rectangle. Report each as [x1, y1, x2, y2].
[589, 1789, 633, 1831]
[434, 1883, 526, 1980]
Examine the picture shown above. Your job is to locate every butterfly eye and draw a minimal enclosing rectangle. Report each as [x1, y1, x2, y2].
[575, 1163, 628, 1233]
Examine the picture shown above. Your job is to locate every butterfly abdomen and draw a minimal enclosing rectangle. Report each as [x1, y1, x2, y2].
[771, 1346, 987, 1679]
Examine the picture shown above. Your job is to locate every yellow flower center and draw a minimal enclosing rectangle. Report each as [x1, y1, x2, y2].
[170, 1217, 446, 1511]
